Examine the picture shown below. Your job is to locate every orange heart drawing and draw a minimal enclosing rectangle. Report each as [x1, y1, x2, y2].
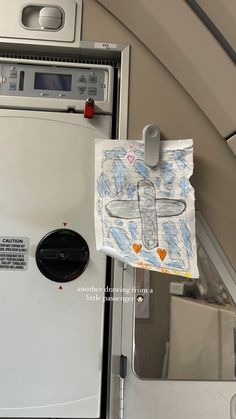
[133, 243, 142, 253]
[157, 248, 167, 261]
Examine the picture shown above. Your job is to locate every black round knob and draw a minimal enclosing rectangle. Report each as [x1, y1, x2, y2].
[35, 229, 89, 283]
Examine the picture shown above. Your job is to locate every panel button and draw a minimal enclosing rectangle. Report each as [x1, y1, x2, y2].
[88, 75, 97, 83]
[78, 86, 87, 95]
[88, 87, 97, 96]
[9, 71, 17, 78]
[39, 7, 63, 30]
[78, 75, 87, 83]
[8, 82, 17, 90]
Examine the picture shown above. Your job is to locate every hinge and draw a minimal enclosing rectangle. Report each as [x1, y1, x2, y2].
[119, 355, 127, 419]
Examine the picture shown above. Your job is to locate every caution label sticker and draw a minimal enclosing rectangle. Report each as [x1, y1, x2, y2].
[0, 237, 30, 271]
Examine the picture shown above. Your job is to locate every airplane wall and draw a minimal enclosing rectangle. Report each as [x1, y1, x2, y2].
[82, 0, 236, 271]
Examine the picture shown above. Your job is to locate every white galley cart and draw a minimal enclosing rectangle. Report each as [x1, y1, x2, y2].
[0, 1, 130, 418]
[0, 59, 114, 418]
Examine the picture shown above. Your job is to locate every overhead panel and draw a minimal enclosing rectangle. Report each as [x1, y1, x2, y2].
[97, 0, 236, 139]
[197, 0, 236, 53]
[0, 0, 79, 43]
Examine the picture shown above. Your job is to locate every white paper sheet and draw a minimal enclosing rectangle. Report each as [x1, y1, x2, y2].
[95, 139, 199, 278]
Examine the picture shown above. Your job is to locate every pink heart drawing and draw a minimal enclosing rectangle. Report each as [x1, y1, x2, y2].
[127, 154, 135, 164]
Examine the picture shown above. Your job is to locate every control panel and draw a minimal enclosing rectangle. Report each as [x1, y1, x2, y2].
[0, 63, 110, 102]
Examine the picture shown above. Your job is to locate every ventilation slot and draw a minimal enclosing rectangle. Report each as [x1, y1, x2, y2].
[0, 52, 119, 68]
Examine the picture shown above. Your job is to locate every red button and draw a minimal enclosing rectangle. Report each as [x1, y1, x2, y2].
[84, 97, 94, 118]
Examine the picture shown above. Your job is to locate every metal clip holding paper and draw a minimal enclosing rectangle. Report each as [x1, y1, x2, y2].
[143, 124, 160, 167]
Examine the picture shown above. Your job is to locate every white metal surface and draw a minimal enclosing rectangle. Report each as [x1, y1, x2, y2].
[118, 45, 130, 140]
[110, 213, 236, 419]
[0, 110, 111, 418]
[121, 267, 236, 419]
[168, 297, 236, 380]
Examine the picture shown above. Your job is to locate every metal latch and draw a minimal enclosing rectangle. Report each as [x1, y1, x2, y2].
[143, 124, 160, 167]
[84, 97, 95, 118]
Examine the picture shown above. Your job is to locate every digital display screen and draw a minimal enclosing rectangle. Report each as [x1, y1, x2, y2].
[34, 73, 72, 91]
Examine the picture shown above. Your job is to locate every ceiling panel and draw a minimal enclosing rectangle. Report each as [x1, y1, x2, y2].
[197, 0, 236, 52]
[97, 0, 236, 138]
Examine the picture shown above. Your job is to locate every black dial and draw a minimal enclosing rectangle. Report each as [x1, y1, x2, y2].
[36, 229, 89, 283]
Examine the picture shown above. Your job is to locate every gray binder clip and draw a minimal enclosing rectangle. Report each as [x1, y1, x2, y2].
[143, 124, 160, 167]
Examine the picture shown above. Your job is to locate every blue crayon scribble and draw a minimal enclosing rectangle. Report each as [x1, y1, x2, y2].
[104, 147, 127, 159]
[163, 222, 181, 259]
[166, 260, 185, 270]
[159, 190, 172, 197]
[179, 219, 194, 258]
[112, 159, 128, 195]
[160, 161, 172, 172]
[123, 255, 139, 264]
[97, 172, 110, 197]
[128, 221, 138, 241]
[115, 220, 123, 226]
[134, 160, 150, 178]
[160, 161, 175, 190]
[139, 251, 161, 267]
[96, 200, 102, 215]
[134, 149, 144, 157]
[127, 183, 136, 199]
[104, 220, 112, 231]
[110, 227, 131, 253]
[179, 177, 192, 197]
[173, 150, 188, 169]
[161, 171, 175, 189]
[155, 177, 161, 188]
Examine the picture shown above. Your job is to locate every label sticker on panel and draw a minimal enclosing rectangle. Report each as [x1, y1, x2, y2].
[0, 237, 30, 271]
[94, 42, 117, 49]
